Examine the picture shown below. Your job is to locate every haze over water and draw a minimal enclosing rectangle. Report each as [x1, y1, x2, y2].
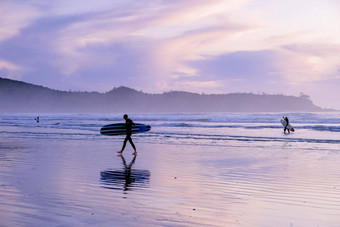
[0, 112, 340, 226]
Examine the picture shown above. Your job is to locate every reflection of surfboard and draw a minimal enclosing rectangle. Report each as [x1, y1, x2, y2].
[280, 119, 295, 132]
[100, 123, 151, 136]
[100, 169, 150, 190]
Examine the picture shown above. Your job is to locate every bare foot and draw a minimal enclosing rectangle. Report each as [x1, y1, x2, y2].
[117, 151, 123, 155]
[132, 151, 137, 156]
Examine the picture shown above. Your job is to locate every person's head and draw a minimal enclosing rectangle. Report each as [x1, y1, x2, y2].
[123, 114, 128, 120]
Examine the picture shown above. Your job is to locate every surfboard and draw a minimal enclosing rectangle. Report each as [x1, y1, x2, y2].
[280, 119, 295, 132]
[100, 123, 151, 135]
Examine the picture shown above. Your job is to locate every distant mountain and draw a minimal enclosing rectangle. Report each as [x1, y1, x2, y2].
[0, 77, 327, 113]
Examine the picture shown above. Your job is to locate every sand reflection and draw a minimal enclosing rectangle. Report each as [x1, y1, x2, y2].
[100, 155, 150, 191]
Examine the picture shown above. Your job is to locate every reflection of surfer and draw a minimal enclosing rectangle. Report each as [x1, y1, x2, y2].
[117, 114, 137, 155]
[35, 116, 40, 123]
[100, 155, 150, 191]
[121, 155, 136, 191]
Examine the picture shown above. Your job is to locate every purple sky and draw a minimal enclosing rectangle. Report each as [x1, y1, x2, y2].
[1, 0, 340, 109]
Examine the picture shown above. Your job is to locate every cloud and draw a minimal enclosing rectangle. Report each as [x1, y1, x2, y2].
[183, 50, 284, 94]
[0, 0, 256, 92]
[0, 12, 90, 86]
[0, 1, 43, 41]
[281, 43, 340, 80]
[1, 0, 340, 108]
[186, 44, 340, 100]
[192, 50, 281, 78]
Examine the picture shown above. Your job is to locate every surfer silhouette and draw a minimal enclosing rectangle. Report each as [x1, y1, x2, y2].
[283, 116, 290, 133]
[35, 116, 40, 123]
[117, 114, 137, 155]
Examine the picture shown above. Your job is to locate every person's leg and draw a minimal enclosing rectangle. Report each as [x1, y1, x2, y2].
[129, 137, 136, 150]
[128, 136, 137, 155]
[117, 136, 128, 154]
[122, 136, 129, 150]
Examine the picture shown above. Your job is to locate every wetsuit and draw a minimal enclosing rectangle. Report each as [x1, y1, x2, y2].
[284, 117, 290, 133]
[121, 119, 136, 151]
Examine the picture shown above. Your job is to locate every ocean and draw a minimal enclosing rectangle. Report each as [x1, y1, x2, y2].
[1, 112, 339, 149]
[1, 112, 340, 226]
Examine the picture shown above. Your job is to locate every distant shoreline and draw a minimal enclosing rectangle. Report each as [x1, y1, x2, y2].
[0, 77, 335, 113]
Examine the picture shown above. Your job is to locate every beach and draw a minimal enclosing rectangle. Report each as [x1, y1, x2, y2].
[1, 113, 340, 226]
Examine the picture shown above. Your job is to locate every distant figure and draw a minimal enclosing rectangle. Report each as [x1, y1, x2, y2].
[283, 116, 290, 134]
[35, 116, 40, 123]
[117, 114, 137, 155]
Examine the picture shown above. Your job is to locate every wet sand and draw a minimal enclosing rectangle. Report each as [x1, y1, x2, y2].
[1, 137, 340, 226]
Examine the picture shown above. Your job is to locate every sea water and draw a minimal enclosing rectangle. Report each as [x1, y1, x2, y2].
[1, 112, 340, 226]
[0, 112, 339, 150]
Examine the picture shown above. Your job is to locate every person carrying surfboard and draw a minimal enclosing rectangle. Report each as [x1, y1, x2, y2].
[283, 116, 290, 134]
[117, 114, 137, 155]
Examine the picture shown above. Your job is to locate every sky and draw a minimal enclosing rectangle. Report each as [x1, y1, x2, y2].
[0, 0, 340, 109]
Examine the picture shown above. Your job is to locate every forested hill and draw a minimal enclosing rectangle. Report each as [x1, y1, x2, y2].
[0, 77, 326, 113]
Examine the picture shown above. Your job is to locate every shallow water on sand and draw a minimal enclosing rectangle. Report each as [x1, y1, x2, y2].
[1, 134, 340, 226]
